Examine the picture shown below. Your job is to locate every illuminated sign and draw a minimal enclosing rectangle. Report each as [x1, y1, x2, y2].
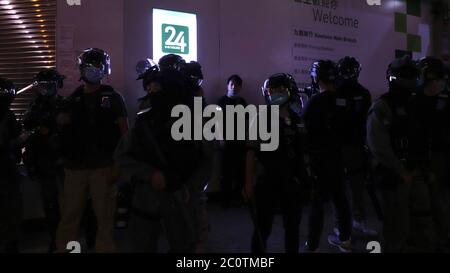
[153, 8, 197, 62]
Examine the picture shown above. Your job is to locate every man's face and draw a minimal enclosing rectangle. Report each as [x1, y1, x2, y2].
[145, 81, 162, 94]
[267, 86, 289, 97]
[424, 76, 446, 96]
[228, 81, 242, 94]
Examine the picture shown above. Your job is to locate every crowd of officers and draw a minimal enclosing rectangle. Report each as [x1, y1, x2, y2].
[0, 48, 449, 253]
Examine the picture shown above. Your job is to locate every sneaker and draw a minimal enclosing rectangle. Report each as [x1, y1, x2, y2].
[302, 241, 320, 253]
[328, 234, 352, 253]
[353, 221, 378, 237]
[333, 227, 340, 237]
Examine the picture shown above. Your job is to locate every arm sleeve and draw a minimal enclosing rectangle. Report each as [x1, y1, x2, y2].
[366, 100, 405, 175]
[112, 92, 128, 119]
[114, 128, 155, 183]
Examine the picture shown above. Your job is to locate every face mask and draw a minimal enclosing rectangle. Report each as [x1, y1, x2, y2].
[83, 65, 104, 84]
[227, 91, 238, 98]
[269, 93, 290, 106]
[37, 82, 58, 97]
[289, 101, 303, 114]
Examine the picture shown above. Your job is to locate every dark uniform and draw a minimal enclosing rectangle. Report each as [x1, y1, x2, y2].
[115, 60, 210, 253]
[0, 78, 23, 253]
[407, 57, 450, 251]
[23, 94, 64, 252]
[303, 89, 352, 251]
[21, 69, 65, 252]
[56, 48, 128, 253]
[302, 60, 352, 252]
[336, 62, 373, 230]
[217, 95, 248, 206]
[367, 56, 419, 252]
[247, 73, 306, 253]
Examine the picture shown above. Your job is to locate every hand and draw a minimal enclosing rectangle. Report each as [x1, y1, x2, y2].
[110, 167, 121, 182]
[57, 113, 71, 126]
[401, 171, 413, 185]
[183, 186, 191, 204]
[151, 171, 166, 191]
[19, 131, 31, 143]
[38, 126, 50, 136]
[242, 182, 254, 202]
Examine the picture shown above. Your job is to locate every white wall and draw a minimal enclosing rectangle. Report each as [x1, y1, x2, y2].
[56, 0, 124, 96]
[57, 0, 436, 114]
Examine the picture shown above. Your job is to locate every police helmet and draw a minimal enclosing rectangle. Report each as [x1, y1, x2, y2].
[310, 60, 338, 84]
[34, 69, 65, 96]
[137, 65, 161, 91]
[338, 56, 362, 81]
[158, 54, 186, 71]
[386, 55, 418, 81]
[182, 61, 204, 87]
[77, 48, 111, 75]
[136, 58, 157, 80]
[417, 57, 447, 84]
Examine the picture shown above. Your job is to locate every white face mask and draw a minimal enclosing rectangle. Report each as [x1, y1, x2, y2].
[227, 90, 238, 98]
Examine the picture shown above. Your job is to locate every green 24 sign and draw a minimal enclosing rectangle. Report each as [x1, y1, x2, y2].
[162, 24, 189, 54]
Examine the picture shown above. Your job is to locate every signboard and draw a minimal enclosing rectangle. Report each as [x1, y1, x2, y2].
[153, 8, 197, 62]
[290, 0, 432, 95]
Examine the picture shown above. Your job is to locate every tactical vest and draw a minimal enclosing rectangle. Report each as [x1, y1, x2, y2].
[66, 86, 122, 161]
[335, 84, 370, 145]
[410, 91, 450, 157]
[132, 108, 202, 192]
[256, 110, 306, 186]
[380, 93, 409, 162]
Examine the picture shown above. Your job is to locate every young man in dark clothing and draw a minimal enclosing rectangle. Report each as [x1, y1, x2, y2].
[217, 75, 248, 207]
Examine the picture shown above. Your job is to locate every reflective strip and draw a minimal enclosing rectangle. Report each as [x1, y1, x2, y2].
[336, 98, 347, 106]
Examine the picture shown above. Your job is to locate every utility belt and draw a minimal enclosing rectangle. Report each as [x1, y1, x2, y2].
[392, 137, 409, 163]
[370, 164, 403, 191]
[128, 174, 192, 219]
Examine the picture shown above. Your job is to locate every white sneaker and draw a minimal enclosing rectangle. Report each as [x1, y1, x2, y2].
[328, 234, 352, 253]
[353, 221, 378, 237]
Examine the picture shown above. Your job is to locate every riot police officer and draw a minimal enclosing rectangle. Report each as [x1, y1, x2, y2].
[136, 58, 159, 111]
[182, 61, 205, 98]
[115, 54, 210, 253]
[22, 69, 65, 252]
[56, 48, 129, 253]
[302, 60, 352, 253]
[244, 73, 306, 253]
[367, 55, 419, 252]
[408, 57, 450, 251]
[180, 60, 212, 252]
[335, 56, 376, 236]
[0, 78, 27, 253]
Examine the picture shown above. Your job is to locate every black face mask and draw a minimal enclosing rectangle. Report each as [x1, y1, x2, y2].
[390, 85, 413, 104]
[149, 92, 172, 117]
